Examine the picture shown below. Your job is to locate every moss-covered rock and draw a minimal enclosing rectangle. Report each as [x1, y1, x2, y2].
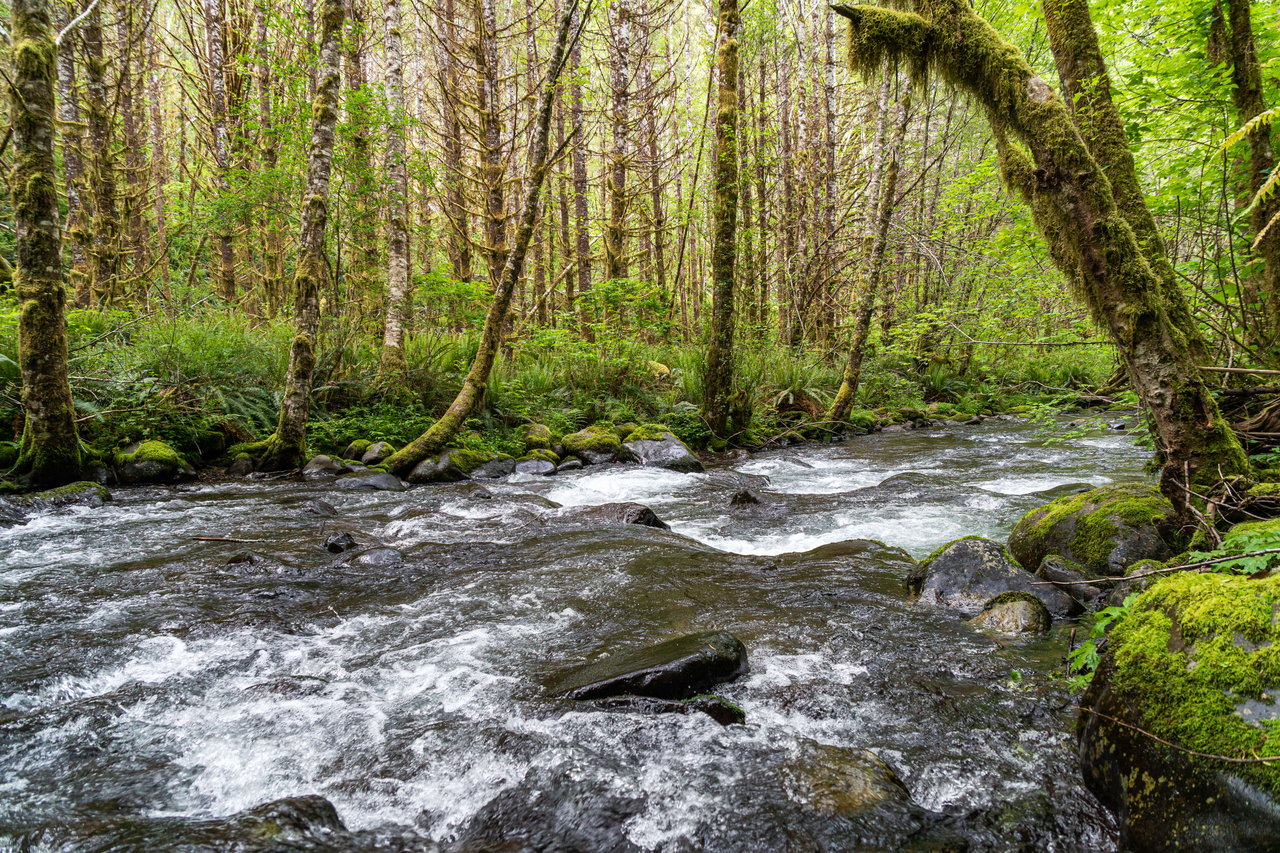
[341, 439, 372, 460]
[522, 423, 554, 452]
[407, 449, 514, 484]
[1080, 572, 1280, 851]
[622, 424, 703, 473]
[968, 590, 1051, 634]
[561, 423, 625, 465]
[844, 408, 879, 433]
[9, 480, 112, 510]
[113, 440, 197, 485]
[1008, 482, 1174, 576]
[360, 441, 395, 465]
[615, 422, 638, 441]
[909, 536, 1075, 616]
[0, 443, 20, 470]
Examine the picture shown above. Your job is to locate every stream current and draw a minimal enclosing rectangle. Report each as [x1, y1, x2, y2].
[0, 419, 1149, 851]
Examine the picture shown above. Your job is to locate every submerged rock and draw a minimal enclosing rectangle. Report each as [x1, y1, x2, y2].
[546, 631, 748, 700]
[621, 424, 704, 473]
[565, 502, 670, 530]
[324, 531, 358, 553]
[781, 741, 913, 817]
[12, 481, 111, 510]
[1079, 572, 1280, 852]
[590, 693, 746, 726]
[299, 497, 339, 517]
[908, 536, 1073, 617]
[113, 440, 197, 485]
[344, 547, 404, 567]
[1008, 482, 1174, 576]
[336, 470, 405, 491]
[968, 591, 1051, 634]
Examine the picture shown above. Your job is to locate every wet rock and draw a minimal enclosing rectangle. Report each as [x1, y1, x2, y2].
[522, 423, 554, 451]
[730, 488, 763, 506]
[621, 424, 704, 473]
[781, 740, 914, 817]
[302, 454, 344, 479]
[590, 693, 746, 726]
[360, 441, 395, 465]
[114, 440, 197, 485]
[546, 631, 749, 700]
[225, 551, 266, 567]
[227, 454, 255, 476]
[407, 449, 514, 484]
[324, 531, 358, 553]
[455, 483, 495, 501]
[561, 424, 628, 465]
[1080, 572, 1280, 852]
[1104, 559, 1164, 607]
[557, 457, 584, 473]
[515, 458, 557, 476]
[14, 481, 112, 510]
[299, 497, 339, 517]
[1036, 554, 1106, 610]
[336, 470, 405, 491]
[345, 547, 404, 567]
[231, 795, 348, 843]
[565, 502, 670, 530]
[1008, 482, 1175, 576]
[341, 439, 372, 460]
[908, 536, 1074, 617]
[471, 456, 516, 479]
[968, 591, 1051, 634]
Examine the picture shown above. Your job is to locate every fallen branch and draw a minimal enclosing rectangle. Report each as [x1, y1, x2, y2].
[191, 536, 260, 543]
[1200, 366, 1280, 376]
[1033, 547, 1280, 585]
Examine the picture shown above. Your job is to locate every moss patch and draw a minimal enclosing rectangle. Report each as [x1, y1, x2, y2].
[1105, 571, 1280, 795]
[561, 424, 623, 459]
[625, 423, 676, 442]
[522, 423, 554, 452]
[113, 440, 187, 468]
[517, 448, 559, 464]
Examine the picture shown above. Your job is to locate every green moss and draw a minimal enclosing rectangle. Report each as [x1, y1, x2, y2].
[625, 423, 676, 442]
[561, 423, 623, 457]
[1107, 572, 1280, 795]
[1220, 518, 1280, 550]
[444, 449, 512, 474]
[522, 423, 553, 451]
[113, 440, 186, 468]
[343, 439, 372, 457]
[984, 590, 1041, 608]
[1010, 483, 1173, 571]
[228, 439, 270, 460]
[1247, 483, 1280, 499]
[845, 408, 879, 432]
[517, 448, 559, 464]
[0, 444, 17, 469]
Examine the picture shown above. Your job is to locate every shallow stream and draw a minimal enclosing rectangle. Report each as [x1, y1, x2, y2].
[0, 419, 1150, 851]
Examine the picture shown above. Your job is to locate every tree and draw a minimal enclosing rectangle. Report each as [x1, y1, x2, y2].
[832, 0, 1248, 499]
[384, 0, 584, 476]
[378, 0, 411, 377]
[702, 0, 740, 437]
[9, 0, 83, 485]
[254, 0, 345, 471]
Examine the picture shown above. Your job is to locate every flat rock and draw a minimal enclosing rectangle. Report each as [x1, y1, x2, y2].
[546, 631, 748, 700]
[336, 471, 405, 491]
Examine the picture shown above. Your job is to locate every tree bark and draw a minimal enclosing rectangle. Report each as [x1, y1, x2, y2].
[604, 0, 632, 281]
[10, 0, 83, 485]
[569, 5, 591, 322]
[384, 0, 579, 476]
[378, 0, 411, 376]
[439, 0, 471, 283]
[56, 1, 88, 305]
[834, 1, 1249, 496]
[475, 0, 507, 286]
[702, 0, 740, 437]
[204, 0, 237, 302]
[83, 2, 120, 304]
[256, 0, 344, 471]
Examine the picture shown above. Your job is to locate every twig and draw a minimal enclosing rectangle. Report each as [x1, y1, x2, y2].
[56, 0, 101, 47]
[1033, 547, 1280, 585]
[192, 536, 261, 543]
[1200, 366, 1280, 375]
[1077, 706, 1280, 764]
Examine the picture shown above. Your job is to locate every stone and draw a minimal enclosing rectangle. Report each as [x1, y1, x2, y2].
[556, 458, 584, 473]
[560, 424, 627, 465]
[781, 741, 914, 817]
[968, 591, 1052, 634]
[1008, 482, 1175, 576]
[227, 454, 255, 476]
[301, 454, 344, 479]
[908, 536, 1074, 617]
[522, 423, 554, 451]
[621, 424, 704, 473]
[1036, 554, 1105, 611]
[341, 439, 372, 461]
[546, 631, 749, 700]
[1079, 572, 1280, 852]
[589, 693, 746, 726]
[345, 547, 404, 567]
[335, 470, 405, 491]
[471, 456, 516, 479]
[324, 532, 357, 553]
[113, 440, 197, 485]
[407, 449, 514, 484]
[299, 498, 339, 517]
[14, 481, 111, 509]
[565, 502, 669, 530]
[729, 488, 763, 506]
[515, 458, 557, 476]
[360, 441, 395, 465]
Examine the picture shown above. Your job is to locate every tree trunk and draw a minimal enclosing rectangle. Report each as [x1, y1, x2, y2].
[384, 0, 578, 476]
[56, 2, 89, 305]
[255, 0, 344, 471]
[147, 34, 171, 299]
[475, 0, 507, 286]
[570, 6, 591, 321]
[10, 0, 83, 485]
[204, 0, 237, 302]
[83, 3, 120, 305]
[702, 0, 740, 437]
[439, 0, 471, 282]
[378, 0, 411, 377]
[604, 0, 632, 281]
[834, 2, 1248, 497]
[830, 78, 910, 421]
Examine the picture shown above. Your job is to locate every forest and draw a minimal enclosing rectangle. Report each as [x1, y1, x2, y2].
[1, 0, 1280, 848]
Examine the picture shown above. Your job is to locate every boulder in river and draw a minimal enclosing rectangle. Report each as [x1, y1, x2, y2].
[20, 481, 112, 509]
[556, 457, 584, 473]
[522, 423, 554, 452]
[407, 449, 514, 483]
[113, 440, 197, 485]
[1035, 554, 1106, 611]
[341, 439, 372, 461]
[621, 424, 704, 473]
[302, 454, 344, 479]
[968, 591, 1051, 634]
[546, 631, 748, 700]
[908, 536, 1074, 617]
[561, 424, 628, 465]
[336, 470, 405, 491]
[360, 441, 396, 465]
[565, 502, 670, 529]
[1079, 571, 1280, 852]
[1008, 482, 1175, 576]
[781, 740, 913, 817]
[324, 531, 358, 553]
[514, 457, 557, 476]
[590, 693, 746, 726]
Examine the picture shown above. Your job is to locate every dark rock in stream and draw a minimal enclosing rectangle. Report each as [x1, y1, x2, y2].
[908, 536, 1074, 617]
[557, 457, 584, 473]
[514, 458, 557, 476]
[565, 502, 670, 529]
[1036, 554, 1106, 610]
[590, 693, 746, 726]
[336, 470, 405, 491]
[343, 546, 404, 567]
[546, 631, 748, 700]
[324, 531, 358, 553]
[302, 454, 345, 478]
[968, 591, 1051, 635]
[299, 497, 339, 517]
[621, 427, 704, 473]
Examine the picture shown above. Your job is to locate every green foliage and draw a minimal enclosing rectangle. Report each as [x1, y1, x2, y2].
[1186, 518, 1280, 575]
[1067, 593, 1139, 691]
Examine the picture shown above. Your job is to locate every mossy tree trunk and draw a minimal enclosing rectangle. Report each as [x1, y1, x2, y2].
[833, 0, 1249, 500]
[702, 0, 740, 437]
[830, 79, 911, 422]
[383, 0, 580, 477]
[378, 0, 411, 378]
[256, 0, 344, 471]
[10, 0, 83, 486]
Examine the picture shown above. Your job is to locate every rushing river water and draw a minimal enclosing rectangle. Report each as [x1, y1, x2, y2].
[0, 419, 1151, 851]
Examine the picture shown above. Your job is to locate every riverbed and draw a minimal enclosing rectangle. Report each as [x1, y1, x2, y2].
[0, 419, 1148, 851]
